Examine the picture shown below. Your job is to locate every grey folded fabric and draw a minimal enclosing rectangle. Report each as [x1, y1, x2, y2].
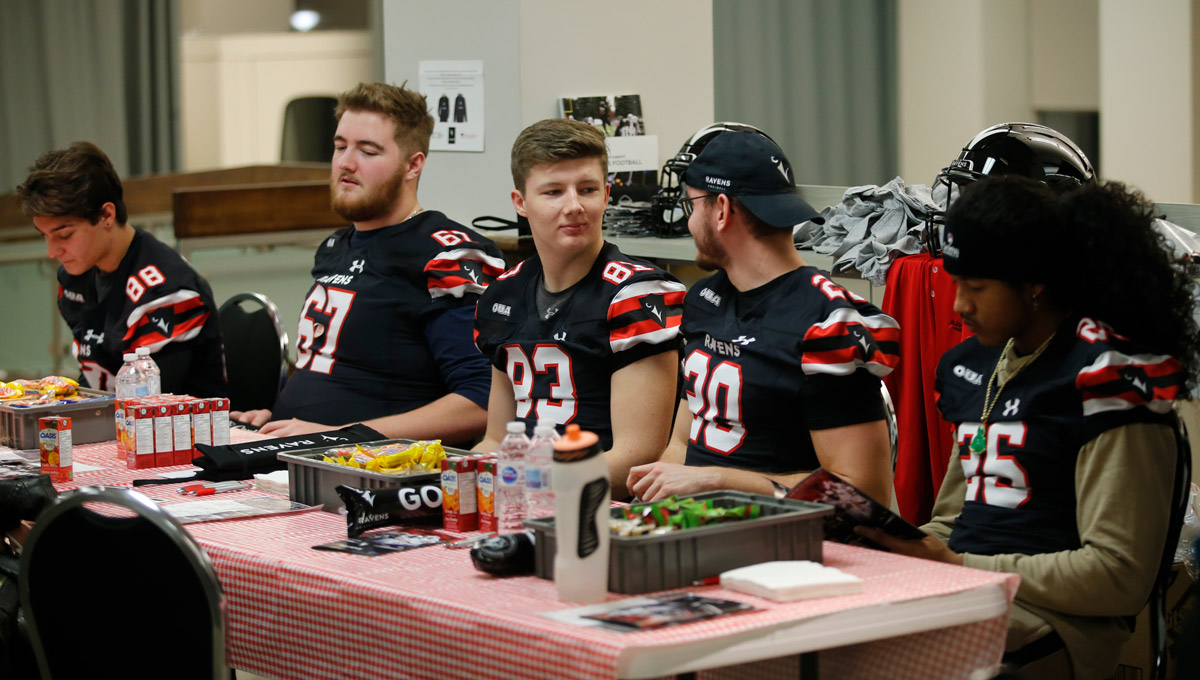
[794, 177, 937, 285]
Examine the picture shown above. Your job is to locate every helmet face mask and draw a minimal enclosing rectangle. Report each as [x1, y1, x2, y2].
[925, 122, 1096, 255]
[653, 122, 774, 234]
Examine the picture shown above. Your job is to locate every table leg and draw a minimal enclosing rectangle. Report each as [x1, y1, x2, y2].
[800, 651, 818, 679]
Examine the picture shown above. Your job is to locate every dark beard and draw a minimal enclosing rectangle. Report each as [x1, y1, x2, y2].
[693, 219, 729, 271]
[330, 170, 406, 223]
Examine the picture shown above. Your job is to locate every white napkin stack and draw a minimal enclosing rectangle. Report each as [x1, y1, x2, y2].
[253, 470, 291, 496]
[719, 561, 862, 602]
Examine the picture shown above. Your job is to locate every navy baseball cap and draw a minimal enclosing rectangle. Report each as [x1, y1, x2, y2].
[683, 131, 824, 228]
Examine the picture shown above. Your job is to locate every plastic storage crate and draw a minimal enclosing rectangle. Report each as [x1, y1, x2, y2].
[523, 491, 832, 594]
[0, 390, 116, 449]
[278, 439, 470, 512]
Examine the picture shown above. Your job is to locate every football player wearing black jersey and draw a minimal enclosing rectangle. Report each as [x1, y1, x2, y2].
[18, 142, 227, 397]
[474, 119, 685, 498]
[861, 177, 1198, 679]
[235, 82, 504, 444]
[627, 130, 897, 505]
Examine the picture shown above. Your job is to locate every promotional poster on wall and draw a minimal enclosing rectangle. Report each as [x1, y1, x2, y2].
[420, 60, 485, 152]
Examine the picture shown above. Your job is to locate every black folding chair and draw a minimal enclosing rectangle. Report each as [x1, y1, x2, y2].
[1151, 411, 1193, 680]
[281, 95, 338, 163]
[218, 292, 290, 413]
[19, 487, 229, 679]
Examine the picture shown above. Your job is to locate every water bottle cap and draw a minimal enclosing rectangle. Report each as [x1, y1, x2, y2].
[135, 347, 150, 356]
[123, 353, 137, 361]
[552, 424, 601, 462]
[533, 425, 556, 437]
[505, 421, 525, 434]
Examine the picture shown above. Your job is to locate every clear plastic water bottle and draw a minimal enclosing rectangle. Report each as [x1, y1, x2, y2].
[114, 353, 148, 399]
[496, 421, 530, 533]
[536, 418, 562, 441]
[525, 424, 557, 519]
[134, 347, 161, 395]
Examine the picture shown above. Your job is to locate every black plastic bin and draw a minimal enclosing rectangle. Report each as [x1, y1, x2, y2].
[523, 491, 832, 594]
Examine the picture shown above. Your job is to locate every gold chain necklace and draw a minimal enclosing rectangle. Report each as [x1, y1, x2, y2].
[970, 332, 1056, 455]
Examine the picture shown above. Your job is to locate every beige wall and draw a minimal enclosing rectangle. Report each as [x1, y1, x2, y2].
[380, 0, 714, 227]
[897, 0, 1033, 186]
[1030, 0, 1098, 111]
[517, 0, 714, 152]
[180, 31, 373, 170]
[1100, 0, 1197, 203]
[180, 0, 292, 34]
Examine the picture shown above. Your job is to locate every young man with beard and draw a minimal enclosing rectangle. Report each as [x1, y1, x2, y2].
[627, 130, 898, 504]
[233, 82, 505, 444]
[473, 118, 686, 498]
[18, 142, 227, 397]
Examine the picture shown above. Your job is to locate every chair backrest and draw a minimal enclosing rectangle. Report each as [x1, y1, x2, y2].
[880, 382, 899, 471]
[218, 292, 290, 412]
[1151, 411, 1193, 680]
[281, 95, 339, 163]
[19, 487, 227, 680]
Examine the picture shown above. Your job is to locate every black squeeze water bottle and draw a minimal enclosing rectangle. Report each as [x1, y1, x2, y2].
[551, 424, 610, 602]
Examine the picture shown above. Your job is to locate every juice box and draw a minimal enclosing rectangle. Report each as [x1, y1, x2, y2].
[191, 399, 212, 449]
[441, 456, 478, 532]
[477, 457, 497, 533]
[209, 398, 230, 445]
[130, 405, 157, 469]
[172, 402, 194, 466]
[38, 416, 72, 482]
[153, 404, 175, 467]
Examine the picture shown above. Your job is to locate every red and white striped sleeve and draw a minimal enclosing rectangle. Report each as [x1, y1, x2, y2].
[425, 248, 508, 299]
[801, 307, 900, 378]
[122, 289, 210, 353]
[607, 279, 686, 354]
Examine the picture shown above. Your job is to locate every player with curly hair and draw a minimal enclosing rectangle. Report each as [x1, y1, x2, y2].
[862, 175, 1197, 679]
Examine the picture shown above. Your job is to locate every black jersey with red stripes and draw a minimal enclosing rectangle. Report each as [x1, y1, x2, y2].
[681, 266, 899, 474]
[937, 316, 1183, 557]
[272, 211, 504, 424]
[474, 241, 686, 448]
[56, 229, 226, 396]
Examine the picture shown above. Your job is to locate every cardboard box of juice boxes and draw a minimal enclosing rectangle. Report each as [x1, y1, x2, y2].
[115, 395, 229, 469]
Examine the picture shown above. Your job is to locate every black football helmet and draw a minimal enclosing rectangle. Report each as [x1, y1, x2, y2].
[652, 122, 775, 235]
[926, 122, 1096, 254]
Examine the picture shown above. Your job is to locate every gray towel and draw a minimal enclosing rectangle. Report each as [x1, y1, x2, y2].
[795, 177, 938, 285]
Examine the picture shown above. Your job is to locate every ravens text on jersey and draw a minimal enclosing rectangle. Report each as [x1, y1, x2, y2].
[475, 242, 686, 447]
[681, 267, 899, 473]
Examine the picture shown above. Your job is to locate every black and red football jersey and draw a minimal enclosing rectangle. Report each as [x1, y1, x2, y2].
[681, 267, 899, 473]
[474, 242, 686, 448]
[56, 229, 226, 396]
[937, 316, 1183, 557]
[272, 211, 505, 424]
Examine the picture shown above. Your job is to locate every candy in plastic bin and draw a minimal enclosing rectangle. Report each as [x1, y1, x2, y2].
[0, 382, 24, 400]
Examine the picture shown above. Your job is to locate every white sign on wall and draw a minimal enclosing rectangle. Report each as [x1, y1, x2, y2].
[419, 60, 485, 152]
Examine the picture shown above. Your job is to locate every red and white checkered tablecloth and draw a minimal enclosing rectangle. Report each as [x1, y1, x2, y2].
[39, 438, 1020, 680]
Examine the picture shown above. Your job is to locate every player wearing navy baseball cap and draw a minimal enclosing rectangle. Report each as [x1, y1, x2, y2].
[628, 126, 897, 511]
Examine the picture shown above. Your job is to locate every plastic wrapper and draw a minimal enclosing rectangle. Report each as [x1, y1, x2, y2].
[336, 483, 443, 538]
[322, 440, 446, 475]
[1179, 483, 1200, 581]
